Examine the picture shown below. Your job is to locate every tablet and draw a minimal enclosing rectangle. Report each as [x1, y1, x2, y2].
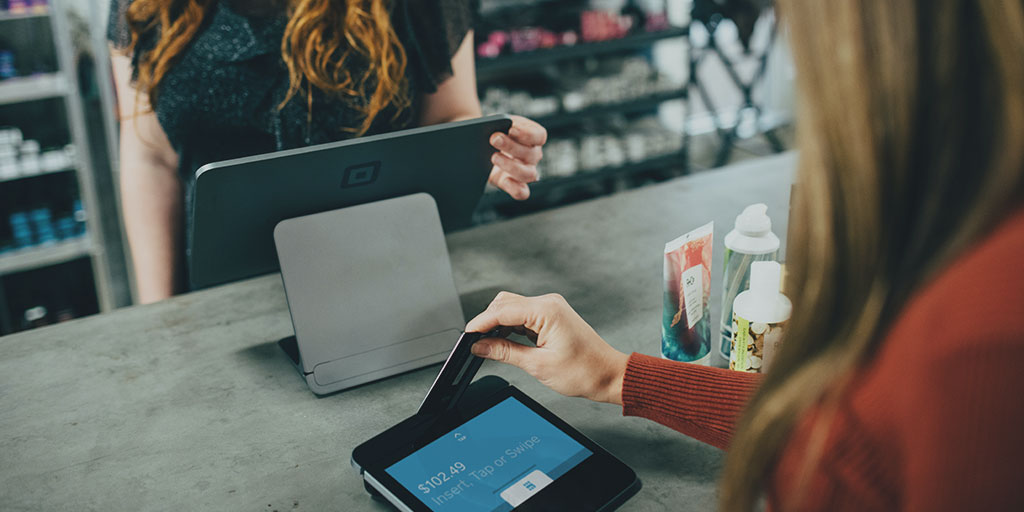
[188, 115, 513, 289]
[354, 383, 641, 511]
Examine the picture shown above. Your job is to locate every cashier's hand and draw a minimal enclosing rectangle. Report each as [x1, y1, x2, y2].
[466, 292, 629, 406]
[488, 115, 546, 200]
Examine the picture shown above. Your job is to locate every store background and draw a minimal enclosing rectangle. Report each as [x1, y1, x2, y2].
[0, 0, 794, 334]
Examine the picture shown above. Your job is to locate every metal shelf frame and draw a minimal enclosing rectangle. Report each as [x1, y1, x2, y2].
[0, 0, 115, 316]
[0, 238, 93, 276]
[0, 165, 76, 184]
[0, 73, 69, 106]
[49, 0, 114, 311]
[532, 88, 688, 130]
[0, 9, 49, 22]
[686, 7, 787, 168]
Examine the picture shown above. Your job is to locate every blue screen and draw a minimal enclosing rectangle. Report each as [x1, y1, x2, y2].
[386, 397, 592, 512]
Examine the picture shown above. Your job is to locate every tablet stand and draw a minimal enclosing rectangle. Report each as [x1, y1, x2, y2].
[273, 193, 466, 395]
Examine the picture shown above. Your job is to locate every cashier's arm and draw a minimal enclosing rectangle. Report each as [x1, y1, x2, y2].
[110, 49, 183, 304]
[419, 31, 546, 201]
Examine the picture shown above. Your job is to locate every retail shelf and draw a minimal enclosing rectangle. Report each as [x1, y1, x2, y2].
[0, 9, 49, 22]
[534, 89, 688, 130]
[481, 152, 686, 208]
[0, 73, 69, 106]
[0, 238, 93, 276]
[476, 27, 689, 81]
[0, 165, 76, 184]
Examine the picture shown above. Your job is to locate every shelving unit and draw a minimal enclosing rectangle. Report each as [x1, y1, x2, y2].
[474, 17, 690, 220]
[0, 0, 115, 333]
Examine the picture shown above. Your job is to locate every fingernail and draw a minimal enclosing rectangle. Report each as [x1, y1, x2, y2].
[493, 134, 505, 145]
[510, 127, 522, 138]
[472, 343, 490, 357]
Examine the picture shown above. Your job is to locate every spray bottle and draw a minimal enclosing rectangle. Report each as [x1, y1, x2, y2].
[718, 204, 780, 366]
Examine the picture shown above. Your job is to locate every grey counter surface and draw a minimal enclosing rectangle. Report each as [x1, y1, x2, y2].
[0, 153, 795, 512]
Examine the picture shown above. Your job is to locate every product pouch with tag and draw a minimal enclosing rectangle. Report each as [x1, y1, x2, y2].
[662, 221, 713, 364]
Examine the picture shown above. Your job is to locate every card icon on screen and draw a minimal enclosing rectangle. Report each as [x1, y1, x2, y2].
[500, 470, 553, 507]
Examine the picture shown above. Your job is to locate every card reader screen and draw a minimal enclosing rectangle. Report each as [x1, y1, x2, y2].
[386, 397, 592, 511]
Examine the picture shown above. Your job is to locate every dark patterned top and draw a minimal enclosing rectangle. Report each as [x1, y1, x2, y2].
[107, 0, 473, 287]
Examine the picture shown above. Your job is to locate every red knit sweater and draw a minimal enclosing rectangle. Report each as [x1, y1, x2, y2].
[622, 207, 1024, 511]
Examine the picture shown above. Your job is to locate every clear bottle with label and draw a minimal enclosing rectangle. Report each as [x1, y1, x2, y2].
[718, 204, 780, 365]
[730, 261, 791, 373]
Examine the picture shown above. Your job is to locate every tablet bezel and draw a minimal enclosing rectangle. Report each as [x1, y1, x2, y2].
[359, 384, 641, 511]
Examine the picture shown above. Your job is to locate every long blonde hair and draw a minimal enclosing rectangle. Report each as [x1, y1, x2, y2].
[721, 1, 1024, 510]
[126, 0, 409, 136]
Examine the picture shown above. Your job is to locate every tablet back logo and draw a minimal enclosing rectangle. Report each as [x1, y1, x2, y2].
[341, 161, 381, 188]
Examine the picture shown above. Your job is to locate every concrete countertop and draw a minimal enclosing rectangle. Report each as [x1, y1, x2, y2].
[0, 153, 796, 511]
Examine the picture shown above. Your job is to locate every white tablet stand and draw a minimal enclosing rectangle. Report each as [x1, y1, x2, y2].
[273, 193, 465, 395]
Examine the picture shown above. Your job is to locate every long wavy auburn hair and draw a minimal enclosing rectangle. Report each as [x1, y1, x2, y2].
[125, 0, 410, 136]
[719, 0, 1024, 510]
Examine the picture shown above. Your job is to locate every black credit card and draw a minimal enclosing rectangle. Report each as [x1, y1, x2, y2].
[417, 331, 486, 415]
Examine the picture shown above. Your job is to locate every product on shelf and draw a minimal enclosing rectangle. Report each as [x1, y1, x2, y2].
[481, 88, 560, 119]
[2, 257, 91, 335]
[0, 145, 17, 179]
[0, 50, 16, 79]
[17, 139, 40, 174]
[480, 56, 682, 121]
[475, 0, 673, 59]
[0, 127, 75, 180]
[539, 139, 579, 178]
[0, 172, 86, 254]
[23, 305, 48, 329]
[534, 116, 683, 179]
[2, 0, 46, 15]
[580, 9, 635, 42]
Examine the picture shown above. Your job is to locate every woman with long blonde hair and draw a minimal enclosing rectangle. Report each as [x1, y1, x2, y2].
[108, 0, 546, 303]
[467, 0, 1024, 509]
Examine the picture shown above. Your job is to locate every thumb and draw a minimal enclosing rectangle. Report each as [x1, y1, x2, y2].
[471, 338, 532, 368]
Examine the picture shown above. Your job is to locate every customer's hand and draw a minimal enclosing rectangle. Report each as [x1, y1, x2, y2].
[466, 292, 629, 405]
[488, 115, 546, 200]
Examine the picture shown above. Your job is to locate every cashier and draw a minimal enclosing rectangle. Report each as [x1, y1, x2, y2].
[107, 0, 546, 303]
[468, 0, 1024, 510]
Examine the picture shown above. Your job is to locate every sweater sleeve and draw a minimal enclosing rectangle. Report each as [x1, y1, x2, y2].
[621, 353, 761, 449]
[899, 340, 1024, 511]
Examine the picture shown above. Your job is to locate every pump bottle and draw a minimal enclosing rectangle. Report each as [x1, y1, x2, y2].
[718, 204, 780, 366]
[729, 261, 791, 373]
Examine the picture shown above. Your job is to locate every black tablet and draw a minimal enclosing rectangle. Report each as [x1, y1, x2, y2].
[189, 115, 512, 289]
[353, 380, 641, 512]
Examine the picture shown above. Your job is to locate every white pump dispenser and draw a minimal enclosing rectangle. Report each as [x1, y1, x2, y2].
[718, 204, 780, 366]
[725, 203, 780, 254]
[729, 261, 791, 373]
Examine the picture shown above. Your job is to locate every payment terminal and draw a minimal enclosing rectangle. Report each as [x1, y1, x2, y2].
[351, 332, 641, 511]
